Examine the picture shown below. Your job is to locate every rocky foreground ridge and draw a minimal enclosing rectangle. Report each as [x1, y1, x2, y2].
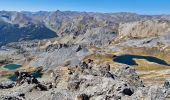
[0, 61, 170, 100]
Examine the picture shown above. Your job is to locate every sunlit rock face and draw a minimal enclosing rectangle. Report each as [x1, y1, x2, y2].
[118, 20, 170, 39]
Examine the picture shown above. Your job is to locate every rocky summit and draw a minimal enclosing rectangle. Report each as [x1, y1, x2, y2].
[0, 63, 169, 100]
[0, 10, 170, 100]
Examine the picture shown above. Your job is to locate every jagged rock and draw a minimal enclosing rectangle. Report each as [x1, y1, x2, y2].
[80, 61, 88, 69]
[75, 94, 89, 100]
[0, 81, 15, 89]
[15, 71, 40, 86]
[147, 86, 165, 100]
[116, 66, 144, 88]
[91, 64, 114, 79]
[0, 95, 22, 100]
[50, 72, 58, 88]
[104, 72, 115, 79]
[0, 64, 168, 100]
[67, 74, 81, 91]
[164, 80, 170, 89]
[35, 84, 48, 91]
[76, 45, 82, 52]
[164, 89, 170, 98]
[86, 59, 94, 69]
[67, 81, 81, 91]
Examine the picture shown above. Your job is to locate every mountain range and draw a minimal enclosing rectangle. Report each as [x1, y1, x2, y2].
[1, 10, 170, 99]
[1, 11, 170, 45]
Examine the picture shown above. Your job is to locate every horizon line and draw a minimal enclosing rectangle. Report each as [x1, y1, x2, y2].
[0, 9, 170, 16]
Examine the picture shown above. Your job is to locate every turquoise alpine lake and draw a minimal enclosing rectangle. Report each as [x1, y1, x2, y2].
[4, 64, 22, 70]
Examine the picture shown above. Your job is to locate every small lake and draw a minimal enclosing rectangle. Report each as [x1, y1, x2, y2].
[113, 54, 170, 66]
[4, 64, 21, 70]
[8, 72, 43, 81]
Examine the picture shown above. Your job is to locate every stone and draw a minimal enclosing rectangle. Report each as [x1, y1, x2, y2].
[67, 80, 81, 91]
[147, 86, 165, 100]
[75, 94, 89, 100]
[50, 72, 58, 88]
[122, 88, 134, 96]
[0, 81, 15, 89]
[164, 80, 170, 89]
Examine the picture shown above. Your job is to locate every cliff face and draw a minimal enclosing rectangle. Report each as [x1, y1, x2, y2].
[118, 20, 170, 39]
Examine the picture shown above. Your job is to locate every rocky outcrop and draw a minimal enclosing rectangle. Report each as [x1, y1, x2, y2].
[0, 81, 15, 89]
[28, 44, 89, 70]
[1, 63, 169, 100]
